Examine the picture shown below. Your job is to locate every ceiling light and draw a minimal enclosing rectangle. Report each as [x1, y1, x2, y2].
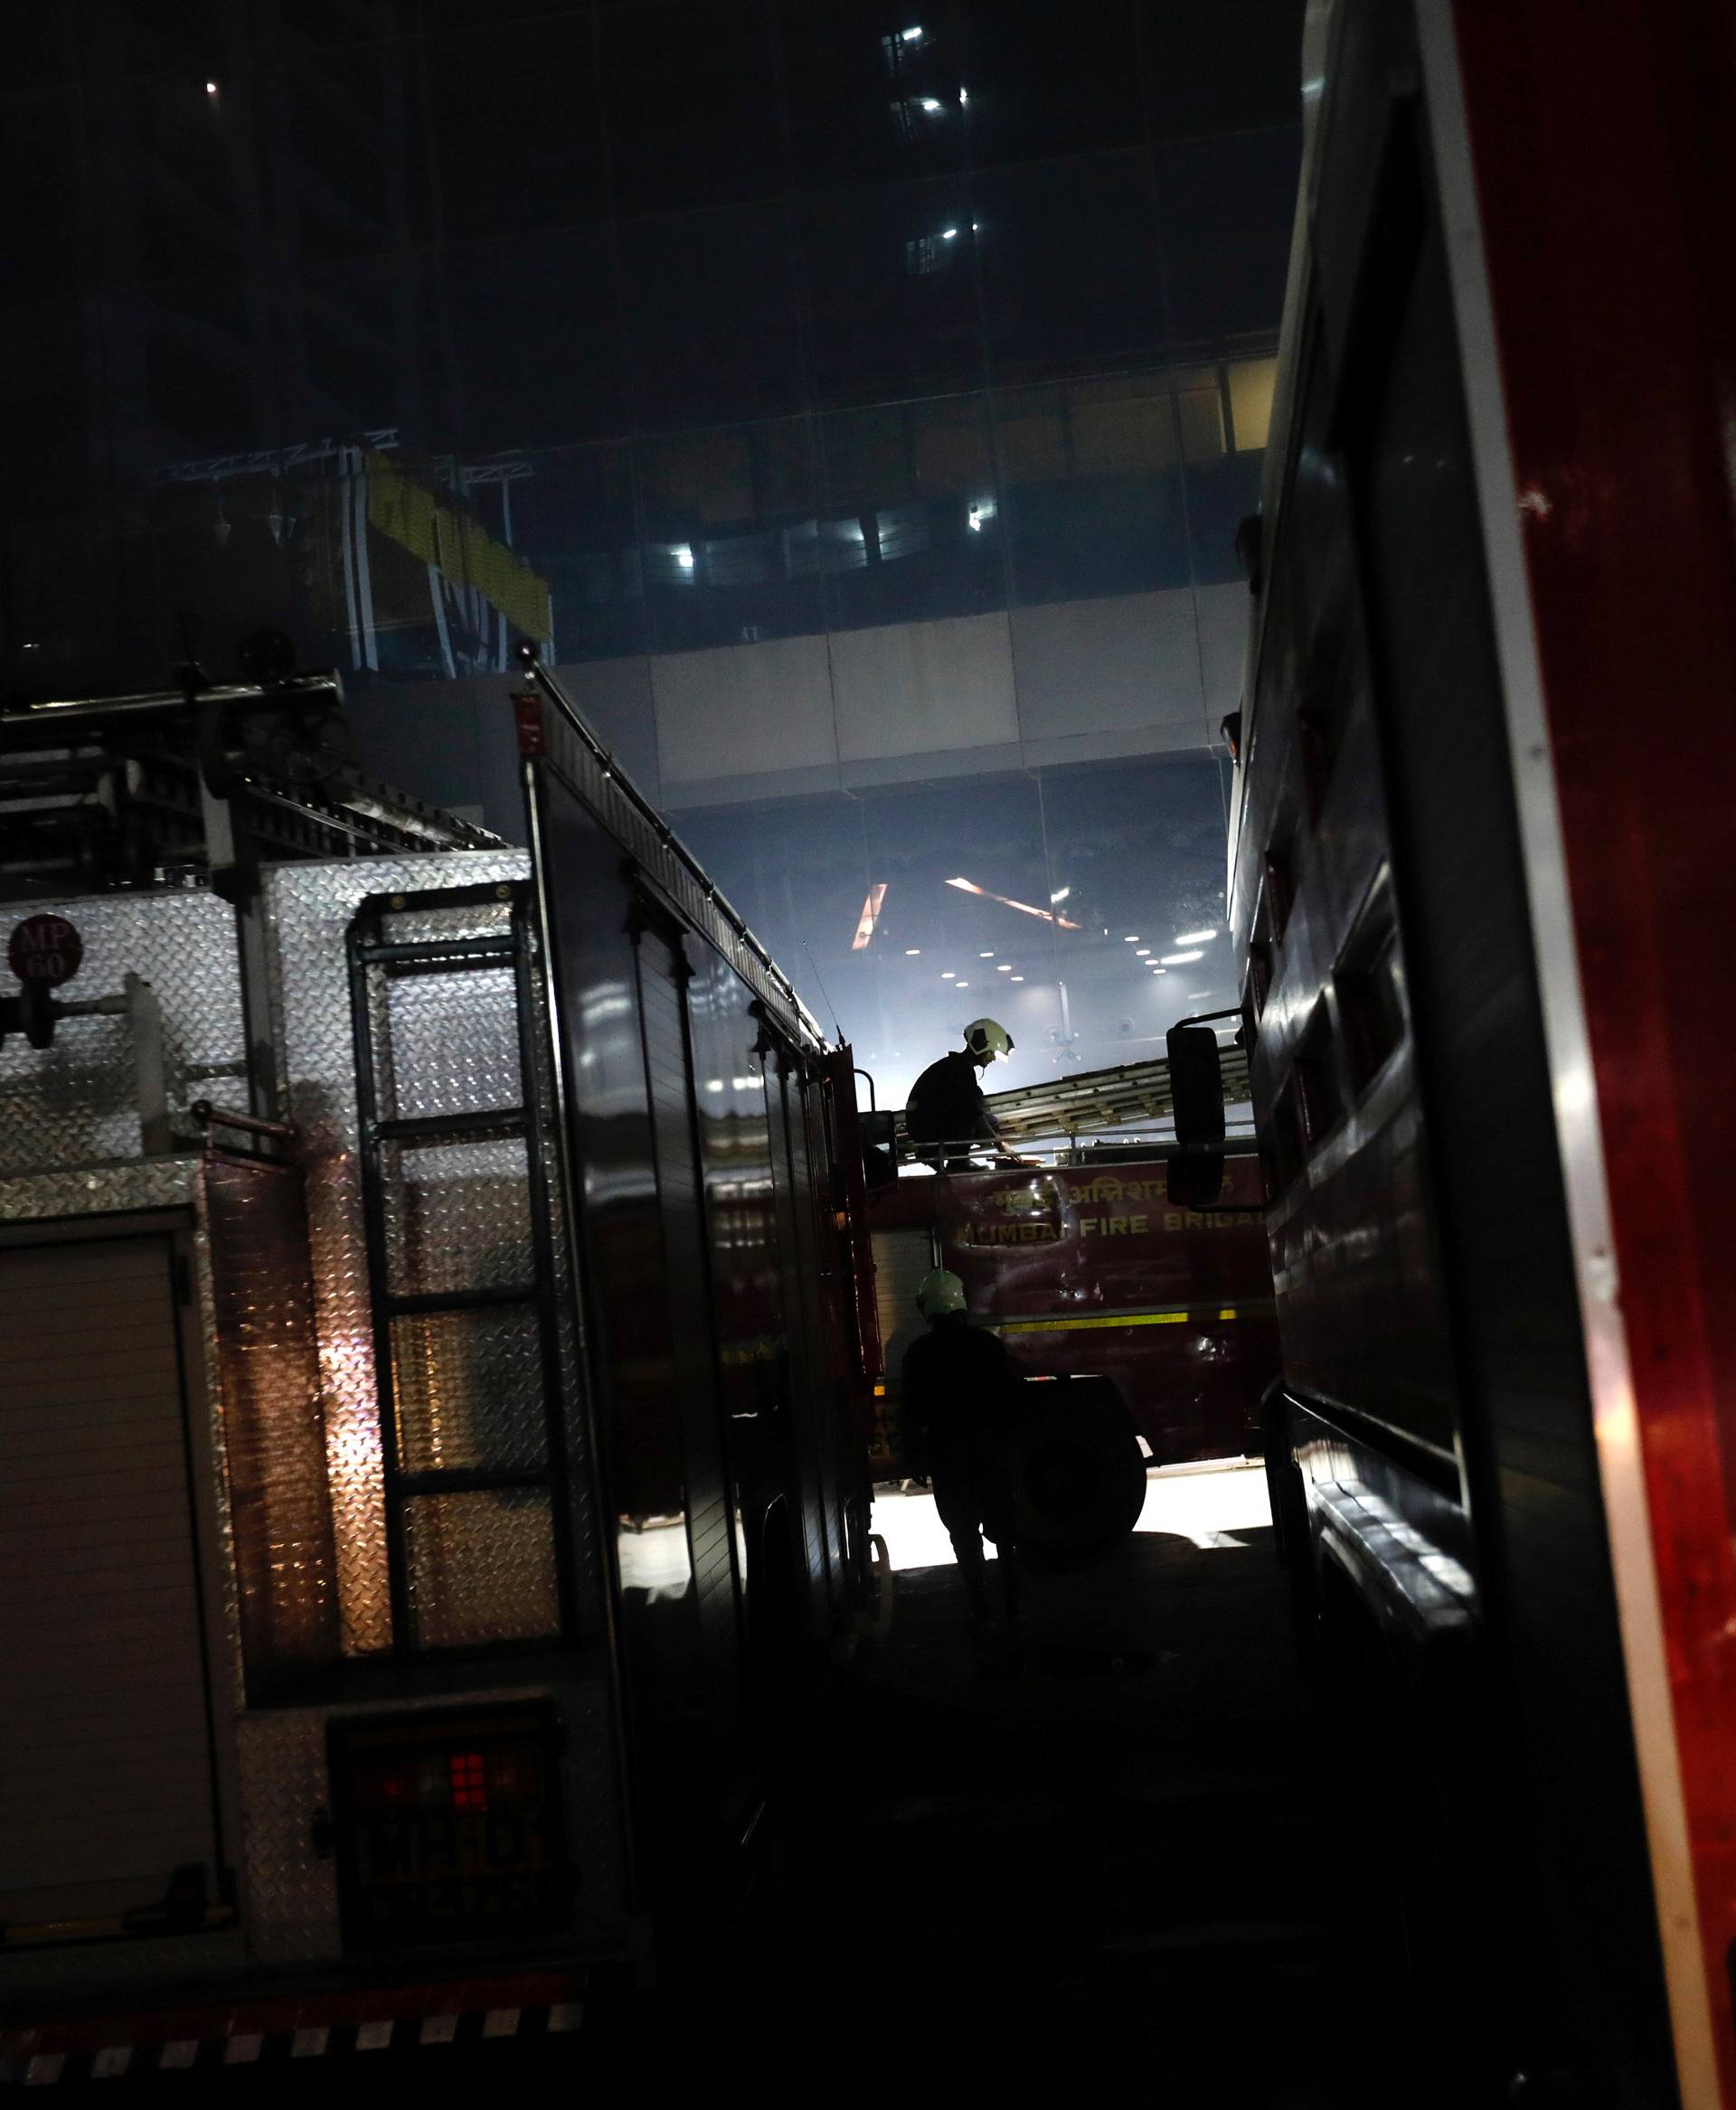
[905, 947, 920, 956]
[946, 875, 1081, 928]
[996, 964, 1012, 972]
[205, 80, 219, 94]
[941, 227, 958, 240]
[1159, 949, 1203, 965]
[920, 97, 943, 112]
[958, 85, 969, 105]
[1010, 975, 1024, 982]
[901, 24, 923, 39]
[1136, 949, 1151, 957]
[941, 971, 955, 979]
[1050, 887, 1070, 904]
[979, 950, 994, 958]
[675, 545, 694, 570]
[1124, 935, 1139, 943]
[956, 981, 968, 988]
[1175, 928, 1217, 946]
[851, 882, 887, 951]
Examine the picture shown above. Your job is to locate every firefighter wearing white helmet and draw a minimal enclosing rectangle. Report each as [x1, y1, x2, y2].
[902, 1268, 1023, 1627]
[903, 1016, 1026, 1171]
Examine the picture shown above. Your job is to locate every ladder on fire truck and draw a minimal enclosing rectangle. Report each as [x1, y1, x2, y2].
[345, 880, 574, 1655]
[894, 1043, 1254, 1158]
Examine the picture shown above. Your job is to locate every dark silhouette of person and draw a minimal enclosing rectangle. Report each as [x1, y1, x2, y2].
[901, 1267, 1022, 1626]
[902, 1016, 1019, 1171]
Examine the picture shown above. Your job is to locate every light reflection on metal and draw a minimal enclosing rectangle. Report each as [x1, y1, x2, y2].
[945, 875, 1081, 929]
[851, 882, 888, 950]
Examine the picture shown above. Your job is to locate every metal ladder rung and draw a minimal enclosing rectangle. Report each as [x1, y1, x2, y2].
[397, 1466, 550, 1499]
[383, 1285, 538, 1317]
[357, 935, 515, 967]
[373, 1107, 526, 1144]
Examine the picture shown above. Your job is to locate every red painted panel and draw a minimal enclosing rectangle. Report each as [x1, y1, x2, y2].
[1455, 0, 1736, 2087]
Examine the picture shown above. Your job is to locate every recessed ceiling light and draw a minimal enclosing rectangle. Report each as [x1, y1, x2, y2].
[941, 971, 955, 980]
[1011, 975, 1024, 983]
[1136, 949, 1151, 957]
[957, 981, 969, 988]
[905, 947, 920, 955]
[1175, 928, 1217, 946]
[979, 951, 995, 958]
[1160, 950, 1203, 965]
[996, 964, 1012, 972]
[1124, 935, 1139, 943]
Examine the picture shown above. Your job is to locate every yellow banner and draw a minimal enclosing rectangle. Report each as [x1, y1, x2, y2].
[365, 452, 552, 644]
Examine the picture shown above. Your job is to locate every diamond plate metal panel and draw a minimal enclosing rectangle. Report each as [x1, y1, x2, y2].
[233, 1710, 343, 1964]
[403, 1490, 561, 1649]
[203, 1157, 341, 1681]
[382, 1135, 533, 1298]
[0, 1155, 200, 1220]
[378, 966, 521, 1123]
[263, 852, 528, 1657]
[0, 890, 247, 1176]
[392, 1305, 548, 1474]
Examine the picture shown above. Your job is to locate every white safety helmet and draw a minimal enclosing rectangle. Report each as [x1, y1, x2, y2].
[916, 1267, 967, 1318]
[963, 1016, 1014, 1062]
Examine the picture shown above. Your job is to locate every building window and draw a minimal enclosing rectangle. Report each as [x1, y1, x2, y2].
[1228, 356, 1278, 452]
[882, 24, 929, 76]
[892, 95, 950, 139]
[905, 226, 965, 275]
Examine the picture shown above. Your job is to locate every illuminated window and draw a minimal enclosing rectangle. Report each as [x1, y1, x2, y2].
[882, 25, 929, 76]
[1228, 356, 1278, 452]
[892, 97, 950, 138]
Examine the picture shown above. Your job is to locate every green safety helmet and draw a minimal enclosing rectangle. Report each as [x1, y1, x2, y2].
[917, 1267, 967, 1318]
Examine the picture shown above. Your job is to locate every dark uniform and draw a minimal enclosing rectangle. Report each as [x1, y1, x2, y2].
[901, 1314, 1022, 1623]
[904, 1050, 1003, 1168]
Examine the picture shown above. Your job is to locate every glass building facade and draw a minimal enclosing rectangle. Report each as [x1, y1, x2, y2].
[1, 0, 1304, 1104]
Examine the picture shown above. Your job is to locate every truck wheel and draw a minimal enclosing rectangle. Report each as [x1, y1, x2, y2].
[1003, 1382, 1146, 1557]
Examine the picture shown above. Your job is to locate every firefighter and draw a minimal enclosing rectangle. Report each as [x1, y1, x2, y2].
[901, 1267, 1023, 1628]
[903, 1016, 1029, 1171]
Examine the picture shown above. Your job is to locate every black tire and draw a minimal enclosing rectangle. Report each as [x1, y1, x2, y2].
[1001, 1376, 1146, 1558]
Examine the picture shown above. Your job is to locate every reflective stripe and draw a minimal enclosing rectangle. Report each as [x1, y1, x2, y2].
[993, 1300, 1272, 1335]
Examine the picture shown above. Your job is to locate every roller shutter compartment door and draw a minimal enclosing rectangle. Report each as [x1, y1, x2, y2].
[0, 1235, 223, 1935]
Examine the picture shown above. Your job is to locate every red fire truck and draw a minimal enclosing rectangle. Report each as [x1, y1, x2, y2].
[0, 664, 875, 2078]
[1172, 1, 1736, 2100]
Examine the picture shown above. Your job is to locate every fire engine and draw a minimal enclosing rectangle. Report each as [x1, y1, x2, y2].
[1169, 1, 1736, 2100]
[0, 653, 877, 2077]
[865, 1052, 1280, 1481]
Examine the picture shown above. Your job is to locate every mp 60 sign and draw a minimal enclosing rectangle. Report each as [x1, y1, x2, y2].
[7, 915, 84, 989]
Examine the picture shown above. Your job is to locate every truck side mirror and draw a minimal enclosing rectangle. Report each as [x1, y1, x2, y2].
[859, 1108, 899, 1191]
[1166, 1022, 1225, 1207]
